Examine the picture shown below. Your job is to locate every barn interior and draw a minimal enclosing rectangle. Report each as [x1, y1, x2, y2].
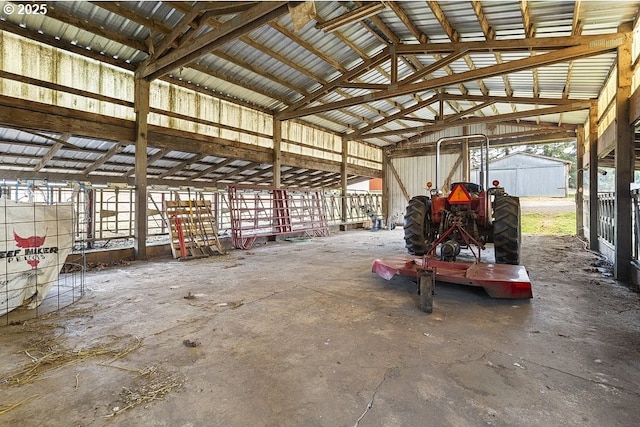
[0, 1, 639, 426]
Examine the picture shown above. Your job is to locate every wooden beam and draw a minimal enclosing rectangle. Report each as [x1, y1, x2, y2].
[350, 95, 439, 138]
[315, 2, 385, 32]
[34, 136, 66, 172]
[280, 47, 389, 114]
[45, 4, 148, 52]
[441, 93, 578, 105]
[273, 118, 282, 188]
[392, 33, 626, 55]
[216, 161, 261, 181]
[138, 2, 290, 80]
[0, 70, 133, 108]
[151, 4, 206, 58]
[444, 101, 495, 122]
[389, 129, 577, 158]
[520, 0, 540, 102]
[83, 141, 127, 175]
[364, 102, 591, 139]
[471, 0, 515, 106]
[134, 78, 150, 260]
[589, 103, 599, 251]
[189, 158, 236, 180]
[123, 148, 169, 177]
[614, 23, 633, 282]
[387, 158, 410, 202]
[90, 2, 172, 34]
[576, 125, 585, 236]
[156, 154, 208, 179]
[280, 39, 624, 120]
[341, 137, 348, 223]
[0, 94, 381, 182]
[384, 0, 470, 117]
[348, 93, 579, 140]
[428, 0, 494, 111]
[399, 49, 469, 85]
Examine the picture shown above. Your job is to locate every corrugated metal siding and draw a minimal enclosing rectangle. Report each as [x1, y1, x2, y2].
[471, 154, 569, 197]
[388, 153, 463, 220]
[0, 32, 135, 119]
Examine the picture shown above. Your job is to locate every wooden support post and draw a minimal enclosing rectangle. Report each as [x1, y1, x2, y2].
[86, 188, 95, 249]
[576, 126, 585, 237]
[462, 126, 470, 181]
[134, 78, 150, 260]
[273, 117, 282, 188]
[614, 24, 633, 281]
[341, 137, 348, 225]
[589, 103, 599, 251]
[382, 151, 389, 223]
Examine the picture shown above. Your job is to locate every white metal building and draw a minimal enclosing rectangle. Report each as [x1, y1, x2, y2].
[472, 153, 571, 197]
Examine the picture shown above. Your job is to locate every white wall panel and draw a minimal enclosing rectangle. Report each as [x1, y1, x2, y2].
[387, 153, 463, 220]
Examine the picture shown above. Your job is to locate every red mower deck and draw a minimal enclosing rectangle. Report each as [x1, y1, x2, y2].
[372, 255, 533, 299]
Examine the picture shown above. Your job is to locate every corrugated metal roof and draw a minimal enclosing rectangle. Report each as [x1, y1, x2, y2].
[0, 0, 637, 186]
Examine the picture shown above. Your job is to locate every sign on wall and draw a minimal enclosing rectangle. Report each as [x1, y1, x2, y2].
[0, 200, 74, 315]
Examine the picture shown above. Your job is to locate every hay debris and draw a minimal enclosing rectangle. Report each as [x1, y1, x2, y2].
[106, 366, 184, 417]
[0, 394, 38, 415]
[1, 334, 142, 387]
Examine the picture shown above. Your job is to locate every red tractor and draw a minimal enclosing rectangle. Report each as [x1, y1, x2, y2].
[403, 181, 521, 264]
[403, 135, 521, 265]
[372, 135, 531, 313]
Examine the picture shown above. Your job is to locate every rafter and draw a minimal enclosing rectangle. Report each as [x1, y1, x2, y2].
[315, 2, 386, 32]
[389, 130, 577, 158]
[46, 4, 148, 53]
[216, 161, 261, 181]
[362, 101, 591, 139]
[361, 101, 591, 138]
[393, 33, 624, 54]
[83, 141, 127, 175]
[157, 154, 208, 179]
[123, 148, 169, 177]
[150, 3, 206, 58]
[34, 133, 71, 172]
[138, 2, 290, 80]
[191, 158, 237, 180]
[280, 38, 625, 120]
[444, 101, 496, 123]
[471, 0, 516, 115]
[427, 1, 496, 116]
[386, 1, 465, 117]
[90, 2, 171, 34]
[350, 95, 439, 138]
[521, 0, 540, 101]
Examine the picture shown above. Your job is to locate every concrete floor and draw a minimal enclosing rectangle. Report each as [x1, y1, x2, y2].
[1, 229, 639, 427]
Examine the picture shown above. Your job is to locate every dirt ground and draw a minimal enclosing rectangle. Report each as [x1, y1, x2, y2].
[1, 226, 639, 427]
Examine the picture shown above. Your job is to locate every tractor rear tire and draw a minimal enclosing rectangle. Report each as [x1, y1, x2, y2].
[404, 196, 432, 256]
[493, 195, 521, 265]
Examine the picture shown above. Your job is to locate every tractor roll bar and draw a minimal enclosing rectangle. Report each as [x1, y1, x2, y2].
[435, 133, 490, 222]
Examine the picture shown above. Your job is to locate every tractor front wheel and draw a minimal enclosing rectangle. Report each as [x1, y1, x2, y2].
[493, 195, 521, 265]
[404, 196, 433, 256]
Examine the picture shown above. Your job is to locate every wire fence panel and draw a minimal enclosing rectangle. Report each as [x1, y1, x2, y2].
[0, 183, 85, 324]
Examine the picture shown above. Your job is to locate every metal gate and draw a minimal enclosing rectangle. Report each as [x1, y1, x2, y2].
[228, 185, 329, 249]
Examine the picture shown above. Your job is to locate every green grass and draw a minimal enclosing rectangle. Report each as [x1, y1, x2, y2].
[521, 212, 576, 235]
